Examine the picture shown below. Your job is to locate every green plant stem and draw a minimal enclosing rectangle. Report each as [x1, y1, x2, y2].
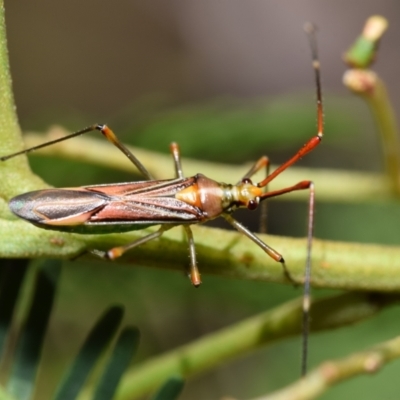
[77, 292, 397, 400]
[343, 71, 400, 196]
[343, 16, 400, 195]
[364, 76, 400, 195]
[16, 129, 396, 204]
[2, 219, 400, 291]
[0, 0, 21, 156]
[0, 1, 44, 201]
[253, 334, 400, 400]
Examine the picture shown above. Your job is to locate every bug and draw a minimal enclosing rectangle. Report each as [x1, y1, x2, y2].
[1, 24, 322, 375]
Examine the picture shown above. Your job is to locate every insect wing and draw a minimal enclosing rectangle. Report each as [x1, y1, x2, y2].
[85, 177, 206, 223]
[10, 189, 109, 226]
[9, 177, 206, 228]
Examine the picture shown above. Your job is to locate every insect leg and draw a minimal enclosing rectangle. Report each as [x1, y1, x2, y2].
[105, 225, 175, 259]
[183, 226, 201, 287]
[256, 24, 323, 189]
[96, 125, 154, 180]
[170, 142, 184, 179]
[239, 156, 270, 233]
[239, 155, 270, 183]
[259, 159, 270, 234]
[222, 213, 295, 284]
[169, 143, 201, 286]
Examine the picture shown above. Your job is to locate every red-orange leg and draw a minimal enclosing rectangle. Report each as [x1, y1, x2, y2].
[260, 180, 314, 200]
[257, 23, 323, 190]
[258, 136, 322, 188]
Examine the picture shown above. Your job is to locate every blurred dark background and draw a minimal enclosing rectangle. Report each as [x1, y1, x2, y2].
[4, 1, 400, 399]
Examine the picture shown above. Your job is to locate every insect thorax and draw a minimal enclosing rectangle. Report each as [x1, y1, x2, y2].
[175, 174, 262, 219]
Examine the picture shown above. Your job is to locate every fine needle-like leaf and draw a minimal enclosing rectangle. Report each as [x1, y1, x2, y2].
[150, 376, 185, 400]
[92, 327, 140, 400]
[0, 260, 29, 360]
[7, 260, 61, 400]
[53, 306, 123, 400]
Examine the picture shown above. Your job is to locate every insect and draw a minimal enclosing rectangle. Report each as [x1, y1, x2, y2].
[1, 24, 322, 375]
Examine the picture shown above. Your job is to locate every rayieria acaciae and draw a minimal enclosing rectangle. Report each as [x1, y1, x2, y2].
[1, 23, 323, 376]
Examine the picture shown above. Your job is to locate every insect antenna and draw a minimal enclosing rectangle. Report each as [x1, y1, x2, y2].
[256, 25, 323, 189]
[0, 124, 153, 180]
[301, 21, 322, 377]
[255, 23, 323, 376]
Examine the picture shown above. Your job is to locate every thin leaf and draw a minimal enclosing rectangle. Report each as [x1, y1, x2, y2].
[150, 376, 185, 400]
[0, 259, 29, 359]
[54, 306, 124, 400]
[92, 327, 140, 400]
[7, 260, 61, 400]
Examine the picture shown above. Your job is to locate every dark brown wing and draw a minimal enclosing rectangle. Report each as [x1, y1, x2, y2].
[9, 189, 109, 225]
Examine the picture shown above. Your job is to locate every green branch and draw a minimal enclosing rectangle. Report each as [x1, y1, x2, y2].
[1, 219, 400, 291]
[254, 333, 400, 400]
[0, 0, 45, 200]
[343, 16, 400, 196]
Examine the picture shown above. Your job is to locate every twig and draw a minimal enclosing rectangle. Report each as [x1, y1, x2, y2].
[251, 334, 400, 400]
[2, 219, 400, 290]
[343, 16, 400, 196]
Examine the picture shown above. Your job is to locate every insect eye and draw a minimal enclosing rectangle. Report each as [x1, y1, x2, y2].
[242, 178, 253, 184]
[247, 199, 258, 210]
